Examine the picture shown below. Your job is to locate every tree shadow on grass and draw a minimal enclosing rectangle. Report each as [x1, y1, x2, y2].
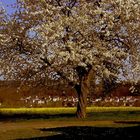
[0, 114, 75, 122]
[19, 125, 140, 140]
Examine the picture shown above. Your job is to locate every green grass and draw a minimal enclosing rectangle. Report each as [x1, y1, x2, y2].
[0, 107, 140, 139]
[87, 107, 140, 112]
[0, 107, 140, 121]
[0, 107, 140, 114]
[0, 107, 75, 115]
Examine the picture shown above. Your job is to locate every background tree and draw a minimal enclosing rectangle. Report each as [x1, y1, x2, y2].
[0, 0, 140, 118]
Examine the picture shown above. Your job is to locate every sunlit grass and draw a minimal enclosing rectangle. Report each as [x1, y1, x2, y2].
[0, 107, 140, 115]
[86, 107, 140, 113]
[0, 107, 76, 116]
[0, 99, 136, 139]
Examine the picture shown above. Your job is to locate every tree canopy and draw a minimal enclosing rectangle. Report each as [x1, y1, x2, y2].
[0, 0, 140, 118]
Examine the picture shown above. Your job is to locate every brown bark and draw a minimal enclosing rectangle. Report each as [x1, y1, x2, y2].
[75, 69, 93, 119]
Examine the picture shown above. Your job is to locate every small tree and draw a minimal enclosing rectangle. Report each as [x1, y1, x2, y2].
[1, 0, 140, 118]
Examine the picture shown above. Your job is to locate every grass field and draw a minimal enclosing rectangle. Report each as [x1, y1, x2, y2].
[1, 106, 140, 114]
[0, 107, 140, 120]
[0, 107, 140, 139]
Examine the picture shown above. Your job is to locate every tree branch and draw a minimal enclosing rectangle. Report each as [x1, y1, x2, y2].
[40, 56, 75, 86]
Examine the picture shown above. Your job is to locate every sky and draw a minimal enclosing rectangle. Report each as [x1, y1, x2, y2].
[0, 0, 17, 14]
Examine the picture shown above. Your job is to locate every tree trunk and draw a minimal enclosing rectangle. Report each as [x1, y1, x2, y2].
[75, 69, 93, 119]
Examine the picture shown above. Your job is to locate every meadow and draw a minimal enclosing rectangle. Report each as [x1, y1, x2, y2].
[0, 107, 140, 139]
[0, 107, 140, 120]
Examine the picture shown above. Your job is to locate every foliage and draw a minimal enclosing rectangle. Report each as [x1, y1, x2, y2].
[0, 0, 140, 118]
[0, 0, 139, 84]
